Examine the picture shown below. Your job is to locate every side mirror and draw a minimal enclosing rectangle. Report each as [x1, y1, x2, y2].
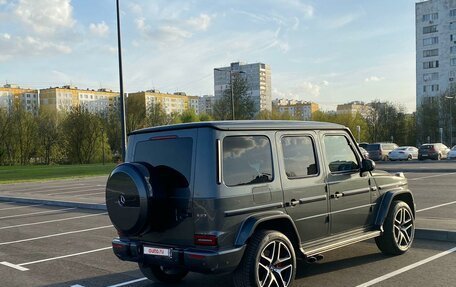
[360, 158, 375, 173]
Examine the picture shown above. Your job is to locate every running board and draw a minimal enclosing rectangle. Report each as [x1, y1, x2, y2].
[301, 230, 381, 257]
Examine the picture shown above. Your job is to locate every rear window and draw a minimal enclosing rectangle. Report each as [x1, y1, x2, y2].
[223, 136, 273, 186]
[420, 145, 432, 150]
[134, 137, 193, 184]
[366, 144, 380, 151]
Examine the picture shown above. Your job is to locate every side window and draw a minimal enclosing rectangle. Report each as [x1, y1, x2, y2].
[281, 136, 318, 178]
[223, 136, 273, 186]
[324, 135, 359, 173]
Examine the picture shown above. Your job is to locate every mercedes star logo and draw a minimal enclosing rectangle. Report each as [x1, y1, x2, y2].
[118, 194, 126, 206]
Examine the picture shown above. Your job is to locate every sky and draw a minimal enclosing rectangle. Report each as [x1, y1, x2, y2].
[0, 0, 417, 112]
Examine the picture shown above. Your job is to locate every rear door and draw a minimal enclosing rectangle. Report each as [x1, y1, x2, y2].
[320, 131, 374, 234]
[277, 131, 329, 243]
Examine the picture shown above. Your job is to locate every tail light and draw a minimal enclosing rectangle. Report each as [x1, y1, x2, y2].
[194, 234, 218, 246]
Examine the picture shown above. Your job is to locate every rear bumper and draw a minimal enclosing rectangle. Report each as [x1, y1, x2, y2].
[112, 238, 245, 274]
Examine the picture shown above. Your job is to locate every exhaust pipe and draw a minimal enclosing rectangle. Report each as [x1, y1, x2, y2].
[306, 254, 324, 263]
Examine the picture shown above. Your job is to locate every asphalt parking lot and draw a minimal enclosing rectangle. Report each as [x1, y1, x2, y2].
[0, 160, 454, 287]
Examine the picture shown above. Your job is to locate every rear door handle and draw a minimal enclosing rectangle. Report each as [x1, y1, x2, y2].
[331, 192, 343, 199]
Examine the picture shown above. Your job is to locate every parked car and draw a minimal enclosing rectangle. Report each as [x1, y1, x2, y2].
[448, 145, 456, 159]
[359, 146, 370, 159]
[418, 143, 450, 160]
[366, 142, 399, 161]
[358, 142, 369, 149]
[388, 146, 419, 161]
[105, 121, 415, 287]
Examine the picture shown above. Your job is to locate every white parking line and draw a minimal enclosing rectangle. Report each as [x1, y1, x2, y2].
[0, 207, 76, 220]
[45, 188, 104, 196]
[29, 185, 96, 194]
[19, 246, 112, 266]
[5, 183, 87, 193]
[106, 278, 148, 287]
[0, 204, 43, 211]
[416, 200, 456, 213]
[0, 212, 107, 230]
[355, 246, 456, 287]
[0, 225, 112, 245]
[408, 172, 456, 181]
[0, 246, 112, 271]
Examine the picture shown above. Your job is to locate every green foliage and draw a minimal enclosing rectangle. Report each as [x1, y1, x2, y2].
[213, 76, 256, 120]
[180, 109, 200, 123]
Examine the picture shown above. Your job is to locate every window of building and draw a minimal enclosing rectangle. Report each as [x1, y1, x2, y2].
[422, 12, 438, 22]
[423, 60, 439, 69]
[281, 136, 318, 178]
[423, 25, 438, 34]
[423, 49, 438, 57]
[452, 9, 456, 17]
[223, 136, 273, 186]
[423, 72, 439, 81]
[323, 135, 359, 173]
[451, 22, 456, 30]
[423, 84, 439, 92]
[423, 37, 438, 46]
[452, 58, 456, 66]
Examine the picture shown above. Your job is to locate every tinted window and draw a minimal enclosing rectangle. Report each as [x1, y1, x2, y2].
[366, 144, 380, 151]
[281, 136, 318, 178]
[223, 136, 273, 186]
[324, 135, 359, 173]
[134, 137, 193, 184]
[420, 145, 432, 150]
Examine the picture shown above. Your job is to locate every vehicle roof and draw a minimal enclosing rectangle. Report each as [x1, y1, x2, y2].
[129, 120, 346, 135]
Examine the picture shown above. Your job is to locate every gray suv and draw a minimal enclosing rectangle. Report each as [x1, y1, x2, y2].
[106, 121, 415, 287]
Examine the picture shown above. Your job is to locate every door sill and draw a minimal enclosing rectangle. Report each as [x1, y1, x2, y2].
[300, 229, 381, 257]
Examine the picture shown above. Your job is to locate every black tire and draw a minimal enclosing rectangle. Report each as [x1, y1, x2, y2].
[139, 262, 188, 284]
[407, 155, 412, 161]
[233, 230, 296, 287]
[375, 201, 415, 255]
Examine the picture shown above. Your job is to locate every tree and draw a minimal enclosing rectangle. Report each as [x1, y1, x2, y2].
[37, 110, 61, 165]
[126, 96, 146, 133]
[62, 107, 110, 164]
[145, 103, 169, 127]
[256, 106, 295, 120]
[12, 104, 38, 165]
[180, 109, 199, 123]
[0, 108, 13, 165]
[213, 76, 256, 120]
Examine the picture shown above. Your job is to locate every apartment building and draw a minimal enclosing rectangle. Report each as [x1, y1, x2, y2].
[0, 84, 39, 114]
[40, 85, 119, 115]
[336, 101, 373, 118]
[198, 95, 216, 115]
[127, 90, 199, 115]
[214, 62, 272, 112]
[416, 0, 456, 107]
[274, 98, 319, 120]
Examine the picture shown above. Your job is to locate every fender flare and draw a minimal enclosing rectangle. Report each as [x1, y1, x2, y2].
[234, 211, 301, 247]
[374, 188, 415, 229]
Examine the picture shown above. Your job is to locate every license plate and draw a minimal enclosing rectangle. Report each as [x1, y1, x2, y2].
[143, 246, 171, 257]
[422, 153, 427, 156]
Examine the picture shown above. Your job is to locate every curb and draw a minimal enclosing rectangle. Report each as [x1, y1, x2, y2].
[0, 196, 106, 211]
[415, 228, 456, 243]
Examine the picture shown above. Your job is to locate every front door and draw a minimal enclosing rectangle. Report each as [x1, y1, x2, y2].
[321, 132, 373, 234]
[277, 132, 329, 243]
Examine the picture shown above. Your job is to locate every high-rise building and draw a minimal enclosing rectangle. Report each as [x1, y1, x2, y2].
[0, 84, 39, 114]
[127, 90, 198, 115]
[416, 0, 456, 107]
[214, 62, 272, 112]
[39, 85, 119, 115]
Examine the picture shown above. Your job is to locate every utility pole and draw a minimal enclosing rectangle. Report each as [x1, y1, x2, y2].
[116, 0, 127, 161]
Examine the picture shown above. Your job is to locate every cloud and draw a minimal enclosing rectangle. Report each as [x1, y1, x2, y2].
[278, 0, 314, 17]
[187, 14, 212, 31]
[0, 35, 71, 61]
[14, 0, 75, 35]
[325, 14, 359, 29]
[2, 33, 10, 40]
[364, 76, 384, 82]
[89, 21, 109, 37]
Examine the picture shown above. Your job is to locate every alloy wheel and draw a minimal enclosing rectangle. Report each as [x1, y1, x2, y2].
[257, 240, 293, 287]
[393, 207, 414, 249]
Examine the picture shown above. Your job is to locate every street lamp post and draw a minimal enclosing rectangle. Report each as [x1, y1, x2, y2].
[445, 95, 454, 146]
[356, 125, 361, 143]
[116, 0, 127, 161]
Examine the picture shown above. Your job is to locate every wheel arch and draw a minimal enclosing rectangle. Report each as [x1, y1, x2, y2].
[234, 212, 301, 249]
[374, 189, 415, 229]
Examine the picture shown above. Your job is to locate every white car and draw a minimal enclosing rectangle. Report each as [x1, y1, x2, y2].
[388, 146, 419, 161]
[448, 145, 456, 159]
